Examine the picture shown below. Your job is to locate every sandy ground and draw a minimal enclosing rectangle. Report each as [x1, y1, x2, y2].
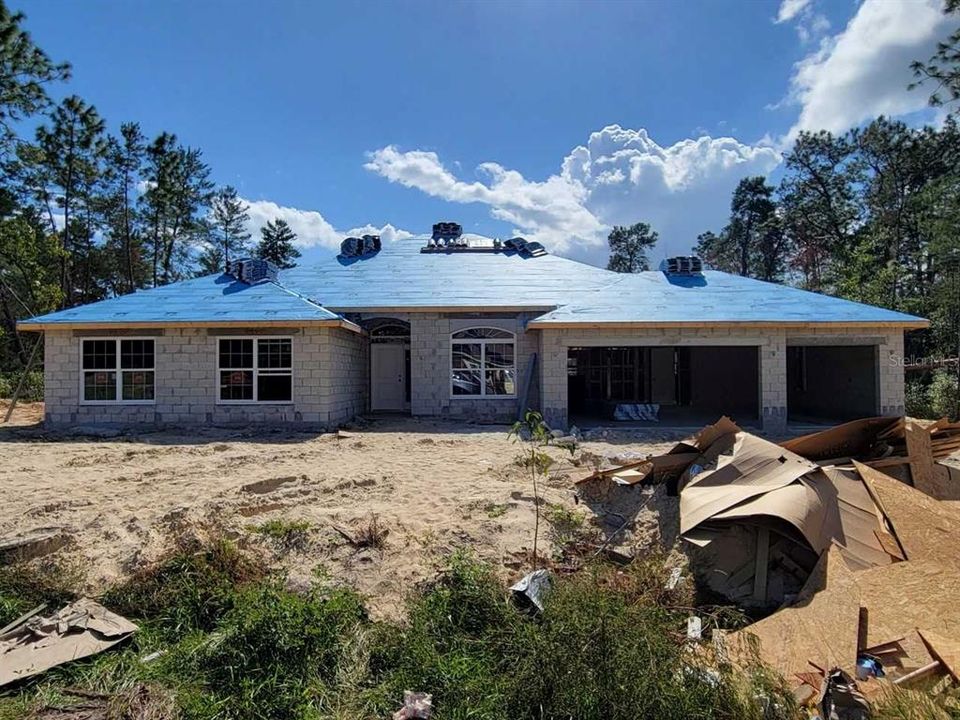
[0, 402, 684, 618]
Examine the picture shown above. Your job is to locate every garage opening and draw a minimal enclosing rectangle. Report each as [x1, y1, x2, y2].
[567, 346, 759, 426]
[787, 345, 878, 423]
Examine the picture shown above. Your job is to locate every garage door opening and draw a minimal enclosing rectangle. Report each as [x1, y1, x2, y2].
[787, 345, 878, 423]
[567, 346, 759, 426]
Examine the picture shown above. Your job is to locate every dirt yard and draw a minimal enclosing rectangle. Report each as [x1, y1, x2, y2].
[0, 402, 684, 618]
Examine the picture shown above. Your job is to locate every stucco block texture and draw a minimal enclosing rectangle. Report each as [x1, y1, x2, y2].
[538, 326, 906, 432]
[43, 327, 366, 427]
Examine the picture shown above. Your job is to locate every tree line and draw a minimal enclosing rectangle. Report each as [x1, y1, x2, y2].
[603, 1, 960, 417]
[0, 2, 300, 369]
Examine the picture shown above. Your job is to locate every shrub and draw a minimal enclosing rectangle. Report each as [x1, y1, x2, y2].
[929, 370, 959, 421]
[192, 582, 366, 719]
[0, 369, 43, 402]
[251, 518, 311, 553]
[906, 376, 935, 419]
[102, 533, 265, 639]
[369, 553, 520, 719]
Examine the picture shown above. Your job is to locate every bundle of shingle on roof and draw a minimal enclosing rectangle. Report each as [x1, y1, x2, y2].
[574, 415, 960, 707]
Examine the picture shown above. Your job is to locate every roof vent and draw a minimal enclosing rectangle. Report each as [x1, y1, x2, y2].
[661, 256, 703, 275]
[340, 234, 381, 258]
[226, 257, 278, 284]
[431, 222, 463, 246]
[504, 237, 547, 257]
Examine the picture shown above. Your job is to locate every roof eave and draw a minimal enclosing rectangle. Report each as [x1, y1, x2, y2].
[525, 319, 930, 330]
[18, 318, 364, 334]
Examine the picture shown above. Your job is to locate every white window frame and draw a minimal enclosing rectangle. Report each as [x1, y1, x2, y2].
[78, 337, 157, 405]
[449, 327, 517, 400]
[216, 335, 294, 405]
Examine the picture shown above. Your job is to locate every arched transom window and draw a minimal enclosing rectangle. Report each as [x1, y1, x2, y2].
[450, 327, 516, 398]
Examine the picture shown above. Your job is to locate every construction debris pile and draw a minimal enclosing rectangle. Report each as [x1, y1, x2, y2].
[575, 415, 960, 710]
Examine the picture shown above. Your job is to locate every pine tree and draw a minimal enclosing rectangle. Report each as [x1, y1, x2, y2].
[0, 2, 70, 164]
[256, 218, 301, 269]
[17, 95, 107, 305]
[102, 122, 147, 294]
[140, 134, 214, 285]
[201, 185, 250, 272]
[606, 223, 658, 273]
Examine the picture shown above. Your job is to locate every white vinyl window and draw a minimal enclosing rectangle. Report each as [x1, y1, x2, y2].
[80, 338, 155, 404]
[217, 337, 293, 403]
[450, 327, 516, 398]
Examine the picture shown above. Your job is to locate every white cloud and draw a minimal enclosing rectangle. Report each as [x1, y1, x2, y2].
[242, 198, 415, 251]
[365, 126, 779, 262]
[775, 0, 811, 24]
[784, 0, 956, 140]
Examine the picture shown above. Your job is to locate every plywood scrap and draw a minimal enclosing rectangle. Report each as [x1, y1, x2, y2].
[573, 451, 699, 486]
[919, 629, 960, 682]
[0, 598, 137, 687]
[782, 416, 900, 462]
[856, 461, 960, 568]
[729, 547, 861, 685]
[854, 559, 960, 652]
[904, 419, 951, 498]
[0, 528, 71, 563]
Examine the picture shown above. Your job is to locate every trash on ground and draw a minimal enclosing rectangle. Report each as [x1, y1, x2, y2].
[392, 690, 433, 720]
[510, 569, 552, 613]
[0, 598, 137, 687]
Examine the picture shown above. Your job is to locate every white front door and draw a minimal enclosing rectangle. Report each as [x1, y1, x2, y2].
[371, 344, 406, 411]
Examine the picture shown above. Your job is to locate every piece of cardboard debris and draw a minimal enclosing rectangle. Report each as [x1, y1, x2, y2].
[392, 690, 433, 719]
[0, 598, 137, 687]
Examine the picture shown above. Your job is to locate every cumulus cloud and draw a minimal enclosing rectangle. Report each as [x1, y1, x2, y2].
[784, 0, 956, 140]
[242, 198, 415, 251]
[365, 126, 780, 262]
[775, 0, 811, 24]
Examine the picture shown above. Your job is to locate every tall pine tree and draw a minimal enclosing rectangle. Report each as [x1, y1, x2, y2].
[256, 218, 300, 269]
[606, 223, 658, 273]
[200, 185, 249, 273]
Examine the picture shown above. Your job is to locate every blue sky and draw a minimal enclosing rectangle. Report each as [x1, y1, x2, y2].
[16, 0, 958, 265]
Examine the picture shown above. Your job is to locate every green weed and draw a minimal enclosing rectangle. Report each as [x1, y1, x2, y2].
[250, 518, 312, 553]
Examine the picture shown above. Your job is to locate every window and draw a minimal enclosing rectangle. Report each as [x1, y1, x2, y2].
[450, 327, 516, 398]
[217, 337, 292, 403]
[80, 338, 155, 403]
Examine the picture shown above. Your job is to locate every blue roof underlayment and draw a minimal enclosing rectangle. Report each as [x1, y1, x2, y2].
[22, 238, 925, 326]
[20, 274, 340, 325]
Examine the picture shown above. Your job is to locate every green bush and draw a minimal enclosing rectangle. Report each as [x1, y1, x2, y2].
[369, 553, 797, 720]
[0, 369, 43, 402]
[906, 376, 935, 419]
[102, 534, 265, 639]
[929, 370, 960, 421]
[1, 541, 800, 720]
[906, 370, 960, 421]
[191, 582, 366, 719]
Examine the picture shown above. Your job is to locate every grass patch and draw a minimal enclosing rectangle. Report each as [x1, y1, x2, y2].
[484, 502, 509, 519]
[101, 531, 266, 640]
[0, 556, 83, 628]
[250, 518, 312, 553]
[0, 538, 804, 720]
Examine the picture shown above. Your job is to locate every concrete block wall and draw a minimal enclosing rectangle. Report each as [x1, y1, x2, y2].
[539, 325, 908, 433]
[784, 328, 905, 416]
[42, 326, 366, 427]
[365, 312, 538, 422]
